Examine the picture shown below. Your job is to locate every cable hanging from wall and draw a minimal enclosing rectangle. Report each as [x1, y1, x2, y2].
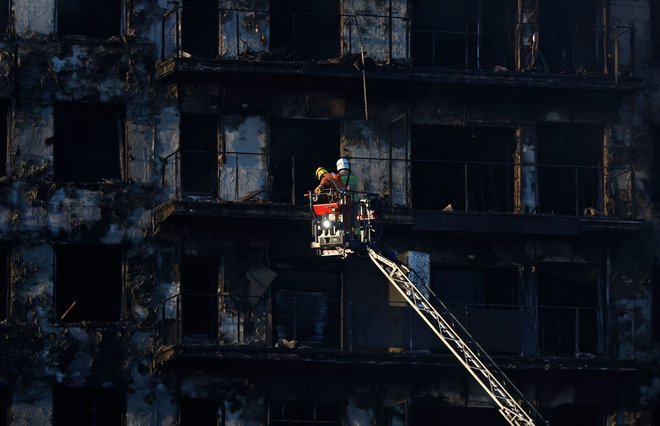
[349, 0, 369, 121]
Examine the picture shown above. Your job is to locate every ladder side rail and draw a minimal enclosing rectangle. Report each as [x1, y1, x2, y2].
[367, 247, 543, 426]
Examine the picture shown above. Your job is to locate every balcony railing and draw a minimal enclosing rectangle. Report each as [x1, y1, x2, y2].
[159, 293, 624, 358]
[160, 6, 635, 78]
[158, 149, 634, 218]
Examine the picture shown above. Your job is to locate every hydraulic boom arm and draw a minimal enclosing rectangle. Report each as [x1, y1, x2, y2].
[367, 246, 547, 426]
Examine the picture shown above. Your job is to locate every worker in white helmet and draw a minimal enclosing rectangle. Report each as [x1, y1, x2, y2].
[336, 157, 359, 202]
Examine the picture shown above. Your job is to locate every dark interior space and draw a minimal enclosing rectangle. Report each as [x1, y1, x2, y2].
[542, 404, 602, 426]
[653, 267, 660, 343]
[182, 0, 218, 58]
[432, 268, 523, 353]
[479, 0, 515, 70]
[0, 389, 6, 426]
[0, 249, 7, 321]
[54, 103, 123, 183]
[537, 123, 602, 215]
[0, 0, 8, 34]
[270, 0, 340, 60]
[180, 114, 218, 197]
[52, 388, 124, 426]
[652, 127, 660, 203]
[269, 118, 339, 204]
[180, 398, 218, 426]
[653, 2, 660, 67]
[411, 0, 478, 68]
[271, 270, 340, 348]
[270, 401, 340, 425]
[411, 125, 514, 212]
[538, 263, 600, 356]
[57, 0, 121, 38]
[408, 405, 505, 426]
[0, 103, 7, 177]
[538, 0, 601, 73]
[55, 245, 123, 323]
[181, 257, 218, 338]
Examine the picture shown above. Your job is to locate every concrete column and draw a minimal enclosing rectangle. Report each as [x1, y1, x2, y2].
[514, 127, 538, 214]
[515, 0, 538, 72]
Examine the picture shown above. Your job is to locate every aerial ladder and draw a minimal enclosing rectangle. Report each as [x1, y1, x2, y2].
[308, 189, 548, 426]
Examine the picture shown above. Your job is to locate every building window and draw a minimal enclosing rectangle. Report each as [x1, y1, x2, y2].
[407, 404, 501, 426]
[57, 0, 122, 38]
[537, 263, 600, 356]
[55, 245, 123, 323]
[180, 398, 220, 426]
[543, 404, 603, 426]
[270, 401, 340, 425]
[432, 269, 523, 354]
[653, 266, 660, 343]
[411, 125, 514, 212]
[0, 248, 8, 321]
[52, 388, 124, 426]
[270, 0, 340, 60]
[537, 123, 602, 216]
[269, 119, 339, 204]
[180, 114, 218, 197]
[54, 103, 124, 183]
[180, 257, 218, 339]
[271, 270, 340, 348]
[411, 0, 515, 69]
[181, 0, 219, 59]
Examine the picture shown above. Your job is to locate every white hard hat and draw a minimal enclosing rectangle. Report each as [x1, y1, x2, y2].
[336, 157, 350, 171]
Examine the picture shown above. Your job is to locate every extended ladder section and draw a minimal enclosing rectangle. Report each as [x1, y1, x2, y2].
[367, 246, 548, 426]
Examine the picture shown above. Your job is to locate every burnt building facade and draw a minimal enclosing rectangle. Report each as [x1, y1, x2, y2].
[0, 0, 659, 425]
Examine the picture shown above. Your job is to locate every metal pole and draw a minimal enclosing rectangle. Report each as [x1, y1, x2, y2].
[388, 0, 393, 63]
[464, 21, 469, 69]
[464, 162, 469, 211]
[293, 298, 297, 341]
[291, 156, 296, 205]
[236, 13, 240, 57]
[176, 7, 181, 56]
[575, 166, 579, 216]
[574, 308, 580, 356]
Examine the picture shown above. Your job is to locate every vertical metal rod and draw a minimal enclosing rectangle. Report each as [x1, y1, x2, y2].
[349, 300, 353, 352]
[161, 13, 165, 59]
[464, 162, 469, 211]
[464, 21, 469, 70]
[161, 157, 167, 203]
[614, 26, 619, 83]
[409, 304, 413, 351]
[476, 0, 481, 69]
[176, 151, 181, 200]
[574, 308, 580, 356]
[176, 7, 181, 56]
[573, 25, 578, 72]
[235, 155, 239, 200]
[388, 0, 393, 63]
[291, 155, 296, 205]
[432, 32, 436, 67]
[631, 27, 636, 77]
[292, 12, 296, 59]
[349, 20, 353, 55]
[575, 166, 579, 216]
[293, 298, 297, 341]
[236, 13, 240, 57]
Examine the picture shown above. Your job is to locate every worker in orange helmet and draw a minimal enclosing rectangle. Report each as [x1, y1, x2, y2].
[314, 166, 345, 194]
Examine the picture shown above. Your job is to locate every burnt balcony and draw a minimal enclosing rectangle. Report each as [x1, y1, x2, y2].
[155, 293, 635, 372]
[157, 6, 638, 93]
[153, 148, 643, 235]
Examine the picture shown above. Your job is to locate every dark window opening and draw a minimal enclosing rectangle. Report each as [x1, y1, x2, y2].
[411, 125, 514, 212]
[271, 270, 340, 348]
[181, 257, 218, 339]
[543, 404, 602, 426]
[53, 387, 124, 426]
[408, 404, 504, 426]
[180, 398, 219, 426]
[270, 401, 340, 425]
[54, 103, 123, 183]
[0, 248, 8, 321]
[269, 118, 339, 204]
[270, 0, 340, 60]
[538, 0, 601, 73]
[411, 0, 514, 69]
[55, 245, 123, 323]
[432, 269, 522, 354]
[652, 127, 660, 203]
[182, 0, 219, 59]
[57, 0, 121, 38]
[0, 388, 7, 426]
[537, 123, 602, 215]
[0, 103, 7, 177]
[653, 2, 660, 67]
[538, 263, 600, 356]
[180, 114, 218, 197]
[0, 0, 8, 35]
[653, 266, 660, 343]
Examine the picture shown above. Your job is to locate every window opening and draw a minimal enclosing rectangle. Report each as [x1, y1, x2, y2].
[52, 387, 124, 426]
[181, 257, 218, 339]
[54, 103, 123, 183]
[411, 125, 514, 212]
[181, 0, 219, 58]
[180, 398, 220, 426]
[537, 123, 602, 215]
[180, 114, 218, 197]
[57, 0, 122, 38]
[55, 245, 123, 322]
[269, 118, 339, 204]
[270, 0, 340, 60]
[408, 404, 503, 426]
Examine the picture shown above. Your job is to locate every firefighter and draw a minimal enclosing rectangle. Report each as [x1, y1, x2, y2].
[313, 167, 345, 194]
[336, 157, 359, 201]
